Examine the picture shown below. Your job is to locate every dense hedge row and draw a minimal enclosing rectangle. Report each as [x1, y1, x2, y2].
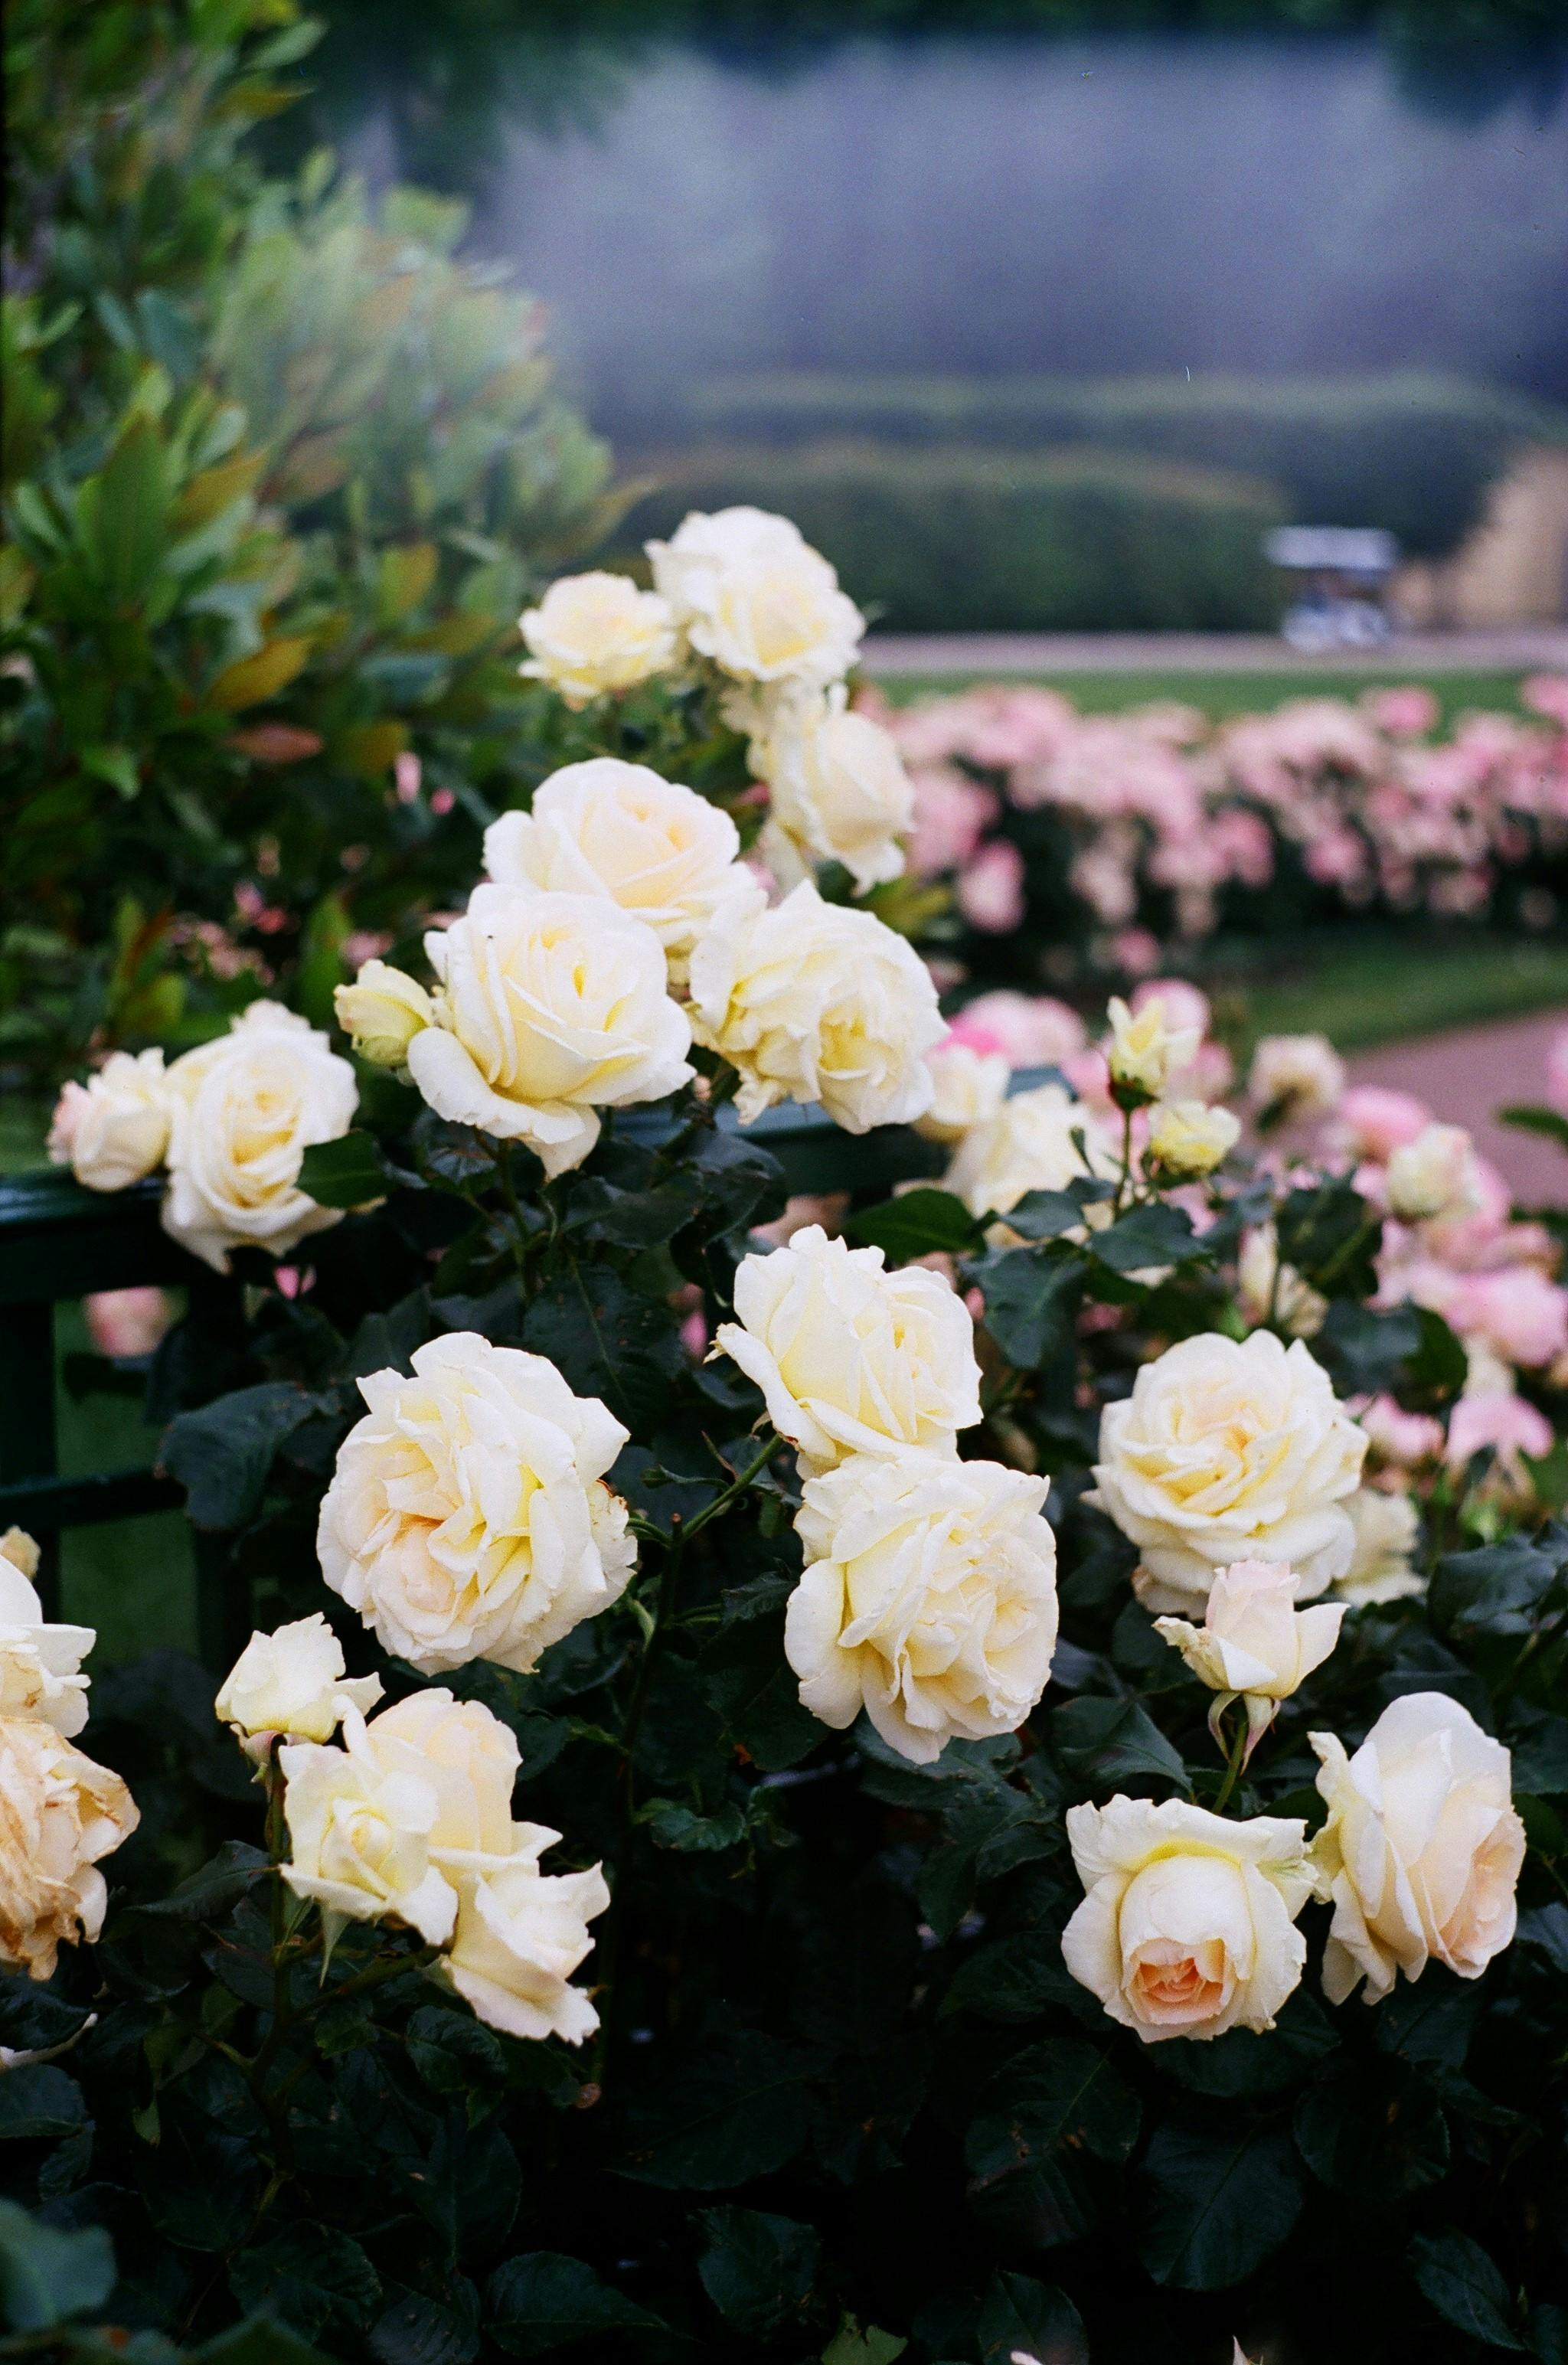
[619, 444, 1287, 632]
[675, 371, 1568, 557]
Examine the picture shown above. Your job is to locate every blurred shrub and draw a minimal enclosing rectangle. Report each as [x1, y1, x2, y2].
[683, 370, 1568, 557]
[2, 0, 617, 1090]
[620, 441, 1287, 631]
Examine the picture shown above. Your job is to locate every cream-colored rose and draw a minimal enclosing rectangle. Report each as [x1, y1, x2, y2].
[1062, 1795, 1315, 2042]
[688, 880, 942, 1133]
[1145, 1099, 1241, 1180]
[1247, 1033, 1345, 1123]
[913, 1037, 1010, 1146]
[47, 1050, 171, 1193]
[944, 1081, 1118, 1223]
[0, 1550, 93, 1741]
[162, 1004, 358, 1272]
[318, 1331, 635, 1677]
[519, 571, 676, 707]
[407, 888, 692, 1178]
[279, 1718, 456, 1946]
[1106, 995, 1201, 1103]
[1334, 1485, 1424, 1606]
[753, 686, 913, 890]
[1237, 1222, 1327, 1341]
[1093, 1330, 1367, 1614]
[648, 506, 864, 689]
[714, 1224, 982, 1472]
[1385, 1122, 1481, 1225]
[482, 760, 742, 968]
[440, 1829, 609, 2044]
[334, 961, 433, 1070]
[214, 1613, 383, 1756]
[1311, 1693, 1524, 2004]
[1155, 1558, 1343, 1752]
[355, 1689, 521, 1870]
[0, 1719, 139, 1980]
[787, 1449, 1059, 1766]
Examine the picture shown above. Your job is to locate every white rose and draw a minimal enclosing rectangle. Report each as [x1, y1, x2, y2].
[688, 880, 942, 1133]
[912, 1037, 1010, 1146]
[1385, 1122, 1481, 1225]
[1145, 1099, 1241, 1180]
[47, 1050, 171, 1193]
[440, 1830, 609, 2045]
[0, 1548, 93, 1741]
[1106, 995, 1201, 1103]
[482, 760, 742, 969]
[1248, 1033, 1345, 1123]
[1093, 1331, 1367, 1614]
[1311, 1693, 1524, 2003]
[355, 1689, 522, 1870]
[334, 961, 433, 1070]
[944, 1082, 1118, 1223]
[0, 1719, 139, 1980]
[518, 571, 676, 707]
[279, 1720, 456, 1946]
[753, 686, 913, 890]
[407, 887, 693, 1178]
[715, 1224, 982, 1472]
[162, 1004, 358, 1272]
[1334, 1485, 1424, 1606]
[1061, 1795, 1315, 2042]
[1155, 1558, 1343, 1752]
[318, 1331, 635, 1677]
[787, 1449, 1059, 1766]
[1236, 1223, 1327, 1341]
[214, 1613, 383, 1757]
[649, 506, 864, 688]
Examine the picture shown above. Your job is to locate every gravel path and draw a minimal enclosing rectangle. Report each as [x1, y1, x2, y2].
[1348, 1008, 1568, 1205]
[865, 628, 1568, 675]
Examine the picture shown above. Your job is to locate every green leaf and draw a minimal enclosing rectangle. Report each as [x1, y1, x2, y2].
[367, 2275, 482, 2365]
[522, 1262, 684, 1432]
[0, 2198, 114, 2329]
[1499, 1103, 1568, 1151]
[1430, 1537, 1562, 1638]
[1050, 1695, 1191, 1795]
[197, 2322, 341, 2365]
[1003, 1181, 1112, 1240]
[0, 2064, 85, 2141]
[975, 2270, 1089, 2365]
[821, 2320, 906, 2365]
[619, 2014, 818, 2190]
[1087, 1200, 1205, 1274]
[1294, 2058, 1449, 2200]
[1138, 2120, 1303, 2289]
[1155, 1987, 1336, 2099]
[83, 416, 170, 603]
[639, 1799, 747, 1851]
[972, 1246, 1083, 1369]
[1276, 1174, 1380, 1298]
[700, 1589, 822, 1772]
[1409, 2233, 1527, 2350]
[161, 1381, 321, 1528]
[80, 741, 141, 801]
[697, 2206, 820, 2339]
[1509, 1707, 1568, 1796]
[485, 2253, 665, 2357]
[405, 2005, 508, 2098]
[298, 1130, 392, 1210]
[141, 1840, 268, 1921]
[966, 2037, 1141, 2252]
[230, 2225, 383, 2339]
[848, 1187, 983, 1261]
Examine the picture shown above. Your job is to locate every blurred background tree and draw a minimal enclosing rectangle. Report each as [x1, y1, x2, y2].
[1, 0, 619, 1102]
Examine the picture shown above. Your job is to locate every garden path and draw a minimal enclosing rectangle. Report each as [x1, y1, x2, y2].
[866, 628, 1568, 674]
[1348, 1007, 1568, 1205]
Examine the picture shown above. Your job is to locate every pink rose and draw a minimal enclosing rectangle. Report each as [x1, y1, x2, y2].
[1446, 1390, 1552, 1473]
[1446, 1267, 1568, 1370]
[956, 839, 1027, 934]
[959, 991, 1086, 1069]
[1337, 1086, 1430, 1163]
[1130, 978, 1210, 1039]
[1363, 685, 1439, 737]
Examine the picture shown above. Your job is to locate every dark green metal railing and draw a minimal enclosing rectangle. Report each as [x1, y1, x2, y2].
[0, 1091, 953, 1658]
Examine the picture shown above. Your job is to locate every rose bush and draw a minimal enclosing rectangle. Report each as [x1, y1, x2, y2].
[10, 518, 1568, 2365]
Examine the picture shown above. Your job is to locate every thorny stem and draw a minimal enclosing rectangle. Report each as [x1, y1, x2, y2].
[1112, 1104, 1136, 1217]
[1212, 1707, 1250, 1815]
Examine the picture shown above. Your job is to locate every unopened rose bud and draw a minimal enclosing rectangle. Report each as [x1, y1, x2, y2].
[334, 960, 433, 1069]
[1155, 1558, 1343, 1753]
[1145, 1098, 1240, 1179]
[215, 1612, 382, 1761]
[1105, 994, 1200, 1106]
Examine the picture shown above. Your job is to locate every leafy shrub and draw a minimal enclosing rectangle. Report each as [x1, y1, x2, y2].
[619, 441, 1288, 631]
[683, 370, 1568, 556]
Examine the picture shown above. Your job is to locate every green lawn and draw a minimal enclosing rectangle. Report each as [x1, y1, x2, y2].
[54, 1300, 197, 1661]
[1201, 927, 1568, 1054]
[877, 667, 1532, 726]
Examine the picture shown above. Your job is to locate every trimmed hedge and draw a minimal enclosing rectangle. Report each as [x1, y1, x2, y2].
[680, 371, 1568, 557]
[619, 442, 1288, 631]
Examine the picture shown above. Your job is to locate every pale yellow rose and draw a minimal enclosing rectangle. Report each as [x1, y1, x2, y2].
[1311, 1693, 1524, 2003]
[355, 1689, 521, 1869]
[439, 1830, 609, 2045]
[334, 961, 433, 1070]
[1334, 1485, 1424, 1606]
[688, 880, 942, 1133]
[1093, 1330, 1367, 1614]
[648, 506, 864, 689]
[519, 571, 676, 707]
[752, 685, 913, 890]
[944, 1081, 1118, 1224]
[0, 1719, 139, 1980]
[1247, 1033, 1345, 1123]
[482, 759, 742, 968]
[318, 1331, 635, 1677]
[0, 1550, 94, 1741]
[1105, 995, 1201, 1103]
[1062, 1795, 1315, 2041]
[279, 1717, 456, 1947]
[215, 1613, 382, 1757]
[407, 887, 692, 1178]
[714, 1224, 982, 1473]
[1146, 1099, 1241, 1180]
[47, 1049, 171, 1193]
[162, 1004, 358, 1272]
[912, 1038, 1010, 1146]
[1155, 1557, 1343, 1751]
[1385, 1122, 1481, 1225]
[787, 1448, 1059, 1766]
